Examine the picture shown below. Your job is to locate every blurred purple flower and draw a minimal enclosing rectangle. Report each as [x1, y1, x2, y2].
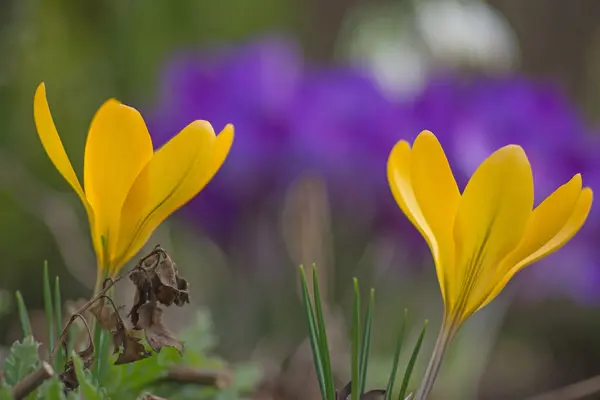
[148, 37, 411, 243]
[286, 67, 406, 227]
[149, 36, 600, 301]
[148, 37, 304, 242]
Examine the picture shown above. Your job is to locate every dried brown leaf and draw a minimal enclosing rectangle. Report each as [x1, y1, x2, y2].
[112, 321, 128, 354]
[109, 319, 151, 364]
[59, 338, 94, 390]
[335, 382, 386, 400]
[152, 253, 189, 306]
[137, 301, 183, 354]
[115, 334, 152, 365]
[362, 390, 386, 399]
[89, 297, 122, 332]
[155, 253, 178, 288]
[128, 269, 152, 326]
[128, 247, 190, 326]
[175, 276, 190, 306]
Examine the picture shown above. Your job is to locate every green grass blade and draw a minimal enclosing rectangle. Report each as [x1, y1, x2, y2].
[312, 265, 335, 400]
[398, 320, 428, 400]
[358, 288, 374, 396]
[43, 261, 55, 358]
[54, 276, 64, 370]
[15, 291, 32, 337]
[92, 322, 111, 383]
[300, 266, 327, 399]
[385, 309, 408, 400]
[351, 278, 361, 400]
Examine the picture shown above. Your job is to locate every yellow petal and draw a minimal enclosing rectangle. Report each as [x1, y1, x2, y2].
[411, 131, 460, 305]
[112, 122, 234, 270]
[387, 139, 444, 298]
[83, 99, 154, 262]
[516, 187, 592, 267]
[504, 174, 582, 268]
[478, 186, 593, 310]
[452, 145, 533, 318]
[33, 83, 101, 259]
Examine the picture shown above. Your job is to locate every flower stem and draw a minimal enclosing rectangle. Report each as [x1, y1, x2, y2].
[414, 320, 456, 400]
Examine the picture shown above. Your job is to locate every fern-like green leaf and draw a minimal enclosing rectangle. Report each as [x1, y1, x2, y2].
[0, 382, 13, 400]
[3, 336, 40, 386]
[72, 352, 109, 400]
[104, 347, 180, 397]
[37, 378, 67, 400]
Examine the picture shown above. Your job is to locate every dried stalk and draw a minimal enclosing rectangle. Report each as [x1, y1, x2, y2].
[11, 362, 54, 400]
[159, 365, 232, 389]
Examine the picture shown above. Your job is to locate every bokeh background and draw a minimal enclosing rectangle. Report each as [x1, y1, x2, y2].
[2, 0, 600, 398]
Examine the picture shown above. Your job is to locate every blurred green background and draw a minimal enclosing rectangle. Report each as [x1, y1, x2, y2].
[3, 1, 600, 398]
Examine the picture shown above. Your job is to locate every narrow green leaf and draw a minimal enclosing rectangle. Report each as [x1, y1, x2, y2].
[300, 266, 327, 399]
[398, 320, 428, 400]
[53, 277, 64, 371]
[66, 393, 79, 400]
[43, 261, 55, 359]
[72, 351, 109, 400]
[312, 265, 335, 400]
[3, 336, 40, 386]
[358, 288, 375, 396]
[92, 326, 111, 384]
[385, 309, 408, 400]
[351, 278, 361, 400]
[14, 291, 32, 338]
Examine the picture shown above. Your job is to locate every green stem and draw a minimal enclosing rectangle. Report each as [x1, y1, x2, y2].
[92, 263, 110, 378]
[413, 320, 456, 400]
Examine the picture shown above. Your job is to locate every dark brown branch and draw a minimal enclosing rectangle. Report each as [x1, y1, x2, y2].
[158, 366, 232, 389]
[139, 394, 168, 400]
[11, 361, 54, 399]
[525, 374, 600, 400]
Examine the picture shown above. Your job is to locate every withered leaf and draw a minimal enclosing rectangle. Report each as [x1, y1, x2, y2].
[112, 321, 128, 354]
[129, 287, 148, 327]
[128, 269, 152, 326]
[155, 253, 178, 288]
[128, 247, 190, 326]
[137, 301, 183, 354]
[336, 382, 386, 400]
[115, 334, 152, 365]
[361, 390, 386, 399]
[152, 253, 190, 307]
[175, 276, 190, 306]
[337, 382, 352, 400]
[111, 319, 152, 364]
[59, 341, 94, 391]
[129, 268, 152, 290]
[143, 251, 160, 268]
[89, 297, 122, 332]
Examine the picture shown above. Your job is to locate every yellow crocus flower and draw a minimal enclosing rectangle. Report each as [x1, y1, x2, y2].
[387, 130, 592, 400]
[33, 83, 233, 279]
